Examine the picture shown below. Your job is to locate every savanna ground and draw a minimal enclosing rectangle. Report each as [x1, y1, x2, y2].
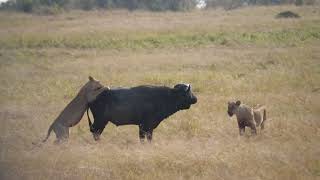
[0, 5, 320, 180]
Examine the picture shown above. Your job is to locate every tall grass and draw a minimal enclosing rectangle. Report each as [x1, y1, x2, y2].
[1, 26, 320, 49]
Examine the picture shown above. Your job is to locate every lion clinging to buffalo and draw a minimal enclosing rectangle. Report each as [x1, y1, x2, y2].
[42, 76, 109, 143]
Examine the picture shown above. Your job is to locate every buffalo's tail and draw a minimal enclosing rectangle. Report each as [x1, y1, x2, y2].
[87, 108, 93, 131]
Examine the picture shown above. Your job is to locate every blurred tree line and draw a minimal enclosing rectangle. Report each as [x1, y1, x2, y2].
[0, 0, 317, 13]
[0, 0, 197, 12]
[206, 0, 317, 9]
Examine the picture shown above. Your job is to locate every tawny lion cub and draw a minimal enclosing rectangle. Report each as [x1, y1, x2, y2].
[227, 100, 266, 136]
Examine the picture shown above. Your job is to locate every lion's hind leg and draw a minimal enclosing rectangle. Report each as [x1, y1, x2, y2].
[53, 123, 69, 144]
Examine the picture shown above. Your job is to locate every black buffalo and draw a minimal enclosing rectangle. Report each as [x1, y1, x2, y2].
[87, 84, 197, 142]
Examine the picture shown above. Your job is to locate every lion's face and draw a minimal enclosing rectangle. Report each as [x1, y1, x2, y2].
[87, 76, 104, 92]
[227, 100, 241, 117]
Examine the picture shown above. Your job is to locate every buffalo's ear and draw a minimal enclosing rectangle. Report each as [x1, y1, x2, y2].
[173, 84, 190, 93]
[173, 85, 182, 94]
[172, 87, 179, 93]
[236, 100, 241, 106]
[173, 84, 179, 90]
[89, 76, 95, 81]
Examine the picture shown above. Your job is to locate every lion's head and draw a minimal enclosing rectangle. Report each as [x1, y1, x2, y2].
[80, 76, 105, 103]
[87, 76, 104, 91]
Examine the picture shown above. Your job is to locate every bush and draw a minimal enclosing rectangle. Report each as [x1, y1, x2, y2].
[276, 11, 300, 18]
[33, 5, 62, 15]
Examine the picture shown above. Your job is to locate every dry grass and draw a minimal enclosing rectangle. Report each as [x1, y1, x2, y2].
[0, 5, 320, 180]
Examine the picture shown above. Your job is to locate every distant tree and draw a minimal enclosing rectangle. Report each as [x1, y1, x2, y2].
[3, 0, 312, 13]
[16, 0, 35, 12]
[295, 0, 303, 5]
[127, 0, 139, 10]
[79, 0, 95, 10]
[95, 0, 108, 8]
[38, 0, 68, 6]
[304, 0, 316, 5]
[0, 0, 16, 10]
[249, 0, 257, 4]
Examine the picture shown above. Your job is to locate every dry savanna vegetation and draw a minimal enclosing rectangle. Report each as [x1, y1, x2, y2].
[0, 5, 320, 180]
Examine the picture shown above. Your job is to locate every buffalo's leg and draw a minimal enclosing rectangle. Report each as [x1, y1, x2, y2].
[261, 120, 265, 130]
[146, 130, 153, 143]
[139, 125, 146, 143]
[239, 127, 245, 136]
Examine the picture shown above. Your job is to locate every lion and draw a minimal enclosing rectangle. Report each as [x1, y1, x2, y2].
[227, 100, 266, 136]
[42, 76, 109, 143]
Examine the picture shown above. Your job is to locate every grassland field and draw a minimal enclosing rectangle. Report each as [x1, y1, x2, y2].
[0, 5, 319, 180]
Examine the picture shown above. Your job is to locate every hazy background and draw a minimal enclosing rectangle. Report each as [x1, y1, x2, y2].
[0, 1, 319, 180]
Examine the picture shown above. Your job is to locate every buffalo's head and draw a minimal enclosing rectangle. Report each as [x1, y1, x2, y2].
[227, 100, 241, 117]
[173, 84, 197, 110]
[87, 107, 105, 141]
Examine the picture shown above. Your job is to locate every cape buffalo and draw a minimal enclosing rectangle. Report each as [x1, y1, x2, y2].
[87, 84, 197, 142]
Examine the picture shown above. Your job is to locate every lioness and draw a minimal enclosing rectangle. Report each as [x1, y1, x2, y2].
[42, 76, 109, 143]
[227, 100, 266, 136]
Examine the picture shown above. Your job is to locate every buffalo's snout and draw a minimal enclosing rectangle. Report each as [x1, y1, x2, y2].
[191, 96, 197, 104]
[90, 128, 102, 141]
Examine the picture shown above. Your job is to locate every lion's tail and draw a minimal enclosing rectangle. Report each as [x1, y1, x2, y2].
[42, 124, 54, 143]
[261, 109, 266, 130]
